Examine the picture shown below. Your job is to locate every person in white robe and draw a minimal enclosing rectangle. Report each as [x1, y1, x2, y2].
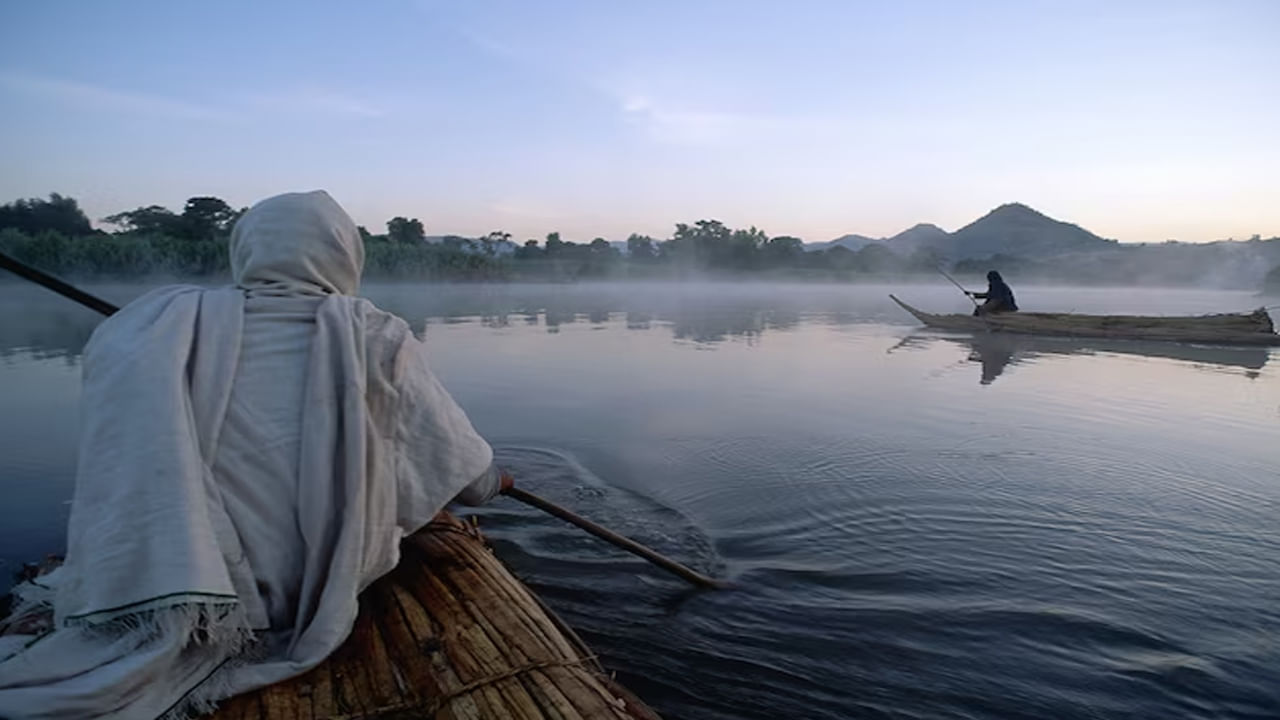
[0, 190, 509, 719]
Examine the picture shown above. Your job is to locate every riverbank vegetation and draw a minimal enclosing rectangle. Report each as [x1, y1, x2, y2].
[2, 193, 1277, 288]
[0, 194, 949, 281]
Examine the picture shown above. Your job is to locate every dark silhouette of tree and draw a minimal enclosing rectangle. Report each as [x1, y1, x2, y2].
[387, 216, 425, 244]
[664, 220, 722, 268]
[358, 225, 390, 243]
[514, 239, 542, 260]
[480, 231, 513, 256]
[103, 205, 183, 235]
[659, 220, 768, 270]
[762, 235, 804, 266]
[626, 234, 657, 262]
[105, 197, 240, 240]
[181, 196, 239, 241]
[582, 237, 620, 276]
[544, 232, 567, 258]
[0, 193, 93, 236]
[727, 226, 767, 269]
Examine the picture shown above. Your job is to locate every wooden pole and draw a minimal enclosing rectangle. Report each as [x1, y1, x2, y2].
[503, 487, 729, 590]
[0, 251, 119, 316]
[936, 266, 980, 308]
[0, 251, 729, 591]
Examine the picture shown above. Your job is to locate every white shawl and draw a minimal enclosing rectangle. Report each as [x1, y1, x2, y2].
[0, 191, 494, 718]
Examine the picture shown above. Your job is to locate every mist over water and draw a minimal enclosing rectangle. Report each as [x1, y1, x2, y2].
[2, 281, 1279, 719]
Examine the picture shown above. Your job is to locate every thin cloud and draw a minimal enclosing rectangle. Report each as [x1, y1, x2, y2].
[0, 70, 237, 121]
[1, 70, 386, 122]
[241, 88, 387, 118]
[618, 93, 831, 146]
[439, 19, 775, 147]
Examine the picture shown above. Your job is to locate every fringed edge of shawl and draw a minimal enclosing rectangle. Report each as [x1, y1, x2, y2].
[159, 644, 262, 720]
[66, 599, 259, 720]
[1, 581, 260, 719]
[0, 579, 57, 648]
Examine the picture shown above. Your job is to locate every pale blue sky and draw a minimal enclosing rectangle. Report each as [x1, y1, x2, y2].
[1, 1, 1275, 243]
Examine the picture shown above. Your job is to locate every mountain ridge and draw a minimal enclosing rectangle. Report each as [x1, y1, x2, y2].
[806, 202, 1119, 260]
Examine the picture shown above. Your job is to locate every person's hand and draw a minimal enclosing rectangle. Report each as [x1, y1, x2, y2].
[499, 470, 515, 493]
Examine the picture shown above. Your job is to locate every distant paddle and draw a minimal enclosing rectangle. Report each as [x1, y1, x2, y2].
[936, 266, 980, 308]
[0, 249, 728, 591]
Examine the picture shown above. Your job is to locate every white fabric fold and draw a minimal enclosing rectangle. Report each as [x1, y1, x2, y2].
[0, 191, 494, 719]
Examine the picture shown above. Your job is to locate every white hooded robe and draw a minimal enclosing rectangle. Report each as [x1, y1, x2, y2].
[0, 191, 497, 718]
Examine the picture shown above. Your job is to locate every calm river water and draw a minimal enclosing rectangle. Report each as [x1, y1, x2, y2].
[2, 281, 1278, 719]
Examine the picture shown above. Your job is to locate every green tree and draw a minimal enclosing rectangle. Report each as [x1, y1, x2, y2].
[0, 193, 93, 236]
[387, 216, 425, 244]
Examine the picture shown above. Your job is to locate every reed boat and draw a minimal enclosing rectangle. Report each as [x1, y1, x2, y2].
[890, 295, 1280, 347]
[1, 513, 661, 720]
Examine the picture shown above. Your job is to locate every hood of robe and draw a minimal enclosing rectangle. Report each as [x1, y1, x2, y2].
[230, 190, 364, 297]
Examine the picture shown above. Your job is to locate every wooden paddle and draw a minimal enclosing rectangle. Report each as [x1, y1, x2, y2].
[936, 266, 981, 308]
[503, 486, 727, 589]
[0, 250, 728, 590]
[0, 250, 119, 316]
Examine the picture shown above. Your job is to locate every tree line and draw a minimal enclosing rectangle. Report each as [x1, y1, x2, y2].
[12, 192, 1272, 287]
[0, 193, 953, 281]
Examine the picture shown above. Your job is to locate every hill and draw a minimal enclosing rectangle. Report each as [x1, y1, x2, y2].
[808, 204, 1116, 260]
[805, 233, 880, 252]
[884, 223, 949, 251]
[943, 203, 1117, 259]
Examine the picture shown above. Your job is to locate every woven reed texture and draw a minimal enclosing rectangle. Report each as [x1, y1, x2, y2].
[1, 515, 661, 720]
[209, 515, 660, 719]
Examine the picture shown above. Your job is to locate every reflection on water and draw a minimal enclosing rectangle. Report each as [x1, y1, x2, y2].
[891, 332, 1271, 385]
[0, 287, 105, 361]
[1, 281, 829, 357]
[7, 281, 1275, 399]
[0, 282, 185, 361]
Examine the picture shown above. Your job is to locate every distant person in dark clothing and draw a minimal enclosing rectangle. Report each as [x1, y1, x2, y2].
[967, 270, 1018, 316]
